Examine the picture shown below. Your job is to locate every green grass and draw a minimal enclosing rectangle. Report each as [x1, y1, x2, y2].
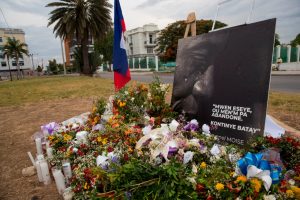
[267, 92, 300, 130]
[0, 76, 114, 107]
[0, 76, 299, 130]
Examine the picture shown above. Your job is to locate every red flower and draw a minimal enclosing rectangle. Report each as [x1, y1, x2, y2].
[124, 153, 129, 161]
[107, 146, 114, 152]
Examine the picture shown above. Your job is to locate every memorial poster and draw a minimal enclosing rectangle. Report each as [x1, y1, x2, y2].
[171, 19, 276, 145]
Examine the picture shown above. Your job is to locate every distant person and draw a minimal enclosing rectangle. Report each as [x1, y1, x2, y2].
[276, 57, 282, 71]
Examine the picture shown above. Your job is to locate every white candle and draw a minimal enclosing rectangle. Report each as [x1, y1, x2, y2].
[62, 161, 72, 180]
[40, 160, 51, 185]
[52, 169, 66, 195]
[46, 148, 53, 159]
[35, 138, 43, 155]
[46, 141, 50, 149]
[76, 131, 88, 144]
[63, 187, 74, 200]
[35, 160, 43, 182]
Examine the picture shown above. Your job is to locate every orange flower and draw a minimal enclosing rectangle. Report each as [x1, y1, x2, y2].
[112, 123, 120, 128]
[235, 175, 247, 183]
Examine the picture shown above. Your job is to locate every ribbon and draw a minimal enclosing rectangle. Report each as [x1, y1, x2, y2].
[237, 152, 282, 185]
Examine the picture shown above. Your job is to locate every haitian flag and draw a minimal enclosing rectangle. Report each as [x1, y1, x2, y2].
[113, 0, 131, 91]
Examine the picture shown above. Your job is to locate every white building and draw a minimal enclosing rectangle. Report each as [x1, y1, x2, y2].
[0, 28, 31, 72]
[125, 23, 159, 59]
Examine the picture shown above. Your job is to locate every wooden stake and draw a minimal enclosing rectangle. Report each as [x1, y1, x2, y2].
[184, 12, 196, 38]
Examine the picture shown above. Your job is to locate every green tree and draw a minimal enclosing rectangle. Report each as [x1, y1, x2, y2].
[3, 37, 29, 80]
[157, 19, 227, 61]
[48, 59, 58, 74]
[46, 0, 112, 75]
[274, 33, 280, 47]
[290, 33, 300, 47]
[94, 29, 113, 64]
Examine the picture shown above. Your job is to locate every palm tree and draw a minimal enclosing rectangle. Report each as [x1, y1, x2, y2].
[46, 0, 112, 75]
[3, 37, 29, 80]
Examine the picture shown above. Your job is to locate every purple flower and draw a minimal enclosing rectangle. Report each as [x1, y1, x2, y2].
[41, 122, 59, 135]
[125, 191, 132, 199]
[92, 124, 104, 131]
[183, 119, 199, 131]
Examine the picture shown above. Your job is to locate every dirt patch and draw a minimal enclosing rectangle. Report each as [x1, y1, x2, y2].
[0, 98, 94, 200]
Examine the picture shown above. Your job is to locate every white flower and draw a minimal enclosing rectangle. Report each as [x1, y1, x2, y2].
[125, 91, 129, 95]
[147, 92, 152, 99]
[190, 119, 198, 126]
[169, 119, 179, 132]
[183, 151, 194, 164]
[160, 84, 169, 91]
[288, 179, 295, 186]
[263, 195, 276, 200]
[131, 97, 134, 101]
[192, 164, 198, 174]
[202, 124, 210, 135]
[186, 177, 196, 185]
[210, 144, 220, 156]
[142, 125, 152, 135]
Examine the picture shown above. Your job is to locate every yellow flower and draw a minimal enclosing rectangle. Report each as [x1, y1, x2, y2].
[291, 186, 300, 199]
[48, 135, 55, 141]
[215, 183, 224, 191]
[97, 137, 107, 145]
[250, 178, 261, 192]
[236, 175, 247, 183]
[230, 172, 235, 177]
[63, 134, 72, 142]
[200, 162, 207, 169]
[84, 182, 90, 190]
[92, 106, 97, 113]
[119, 101, 126, 107]
[286, 189, 294, 198]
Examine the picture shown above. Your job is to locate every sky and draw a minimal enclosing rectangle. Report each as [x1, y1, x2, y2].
[0, 0, 299, 65]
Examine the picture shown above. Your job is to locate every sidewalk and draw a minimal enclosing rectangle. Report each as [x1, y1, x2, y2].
[271, 70, 300, 75]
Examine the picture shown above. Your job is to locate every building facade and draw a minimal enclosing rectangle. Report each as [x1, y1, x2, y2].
[0, 28, 31, 71]
[124, 23, 159, 59]
[64, 36, 94, 66]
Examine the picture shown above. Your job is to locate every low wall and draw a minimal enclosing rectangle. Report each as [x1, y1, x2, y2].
[279, 62, 300, 71]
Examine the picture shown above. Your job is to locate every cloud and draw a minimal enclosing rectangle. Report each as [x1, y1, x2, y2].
[1, 0, 299, 66]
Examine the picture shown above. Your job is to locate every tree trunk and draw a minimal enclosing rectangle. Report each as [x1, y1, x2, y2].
[7, 56, 12, 81]
[16, 56, 21, 79]
[81, 30, 90, 75]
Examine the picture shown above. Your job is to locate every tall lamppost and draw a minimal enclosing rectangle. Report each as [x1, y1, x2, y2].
[29, 53, 35, 71]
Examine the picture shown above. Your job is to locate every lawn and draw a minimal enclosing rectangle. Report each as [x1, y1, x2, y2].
[0, 76, 114, 107]
[0, 76, 299, 130]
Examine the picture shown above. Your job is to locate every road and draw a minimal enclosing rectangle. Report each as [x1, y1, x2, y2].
[98, 72, 300, 93]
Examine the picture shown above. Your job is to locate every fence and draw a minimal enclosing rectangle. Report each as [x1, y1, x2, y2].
[272, 45, 300, 64]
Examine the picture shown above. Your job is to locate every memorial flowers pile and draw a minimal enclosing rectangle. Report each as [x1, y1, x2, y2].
[35, 79, 300, 200]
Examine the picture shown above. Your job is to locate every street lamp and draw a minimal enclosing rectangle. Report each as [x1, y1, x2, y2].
[29, 53, 34, 71]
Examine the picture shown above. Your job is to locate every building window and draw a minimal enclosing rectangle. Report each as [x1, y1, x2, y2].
[149, 34, 153, 44]
[0, 54, 3, 59]
[1, 61, 7, 67]
[12, 61, 17, 66]
[0, 37, 2, 42]
[130, 47, 133, 55]
[19, 61, 24, 66]
[147, 48, 153, 54]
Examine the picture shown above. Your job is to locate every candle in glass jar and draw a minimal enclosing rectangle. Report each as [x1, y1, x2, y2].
[35, 138, 43, 155]
[35, 160, 43, 182]
[40, 160, 51, 185]
[46, 148, 53, 159]
[52, 169, 66, 195]
[62, 161, 72, 179]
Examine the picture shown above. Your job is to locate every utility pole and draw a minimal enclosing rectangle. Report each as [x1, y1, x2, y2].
[60, 38, 66, 75]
